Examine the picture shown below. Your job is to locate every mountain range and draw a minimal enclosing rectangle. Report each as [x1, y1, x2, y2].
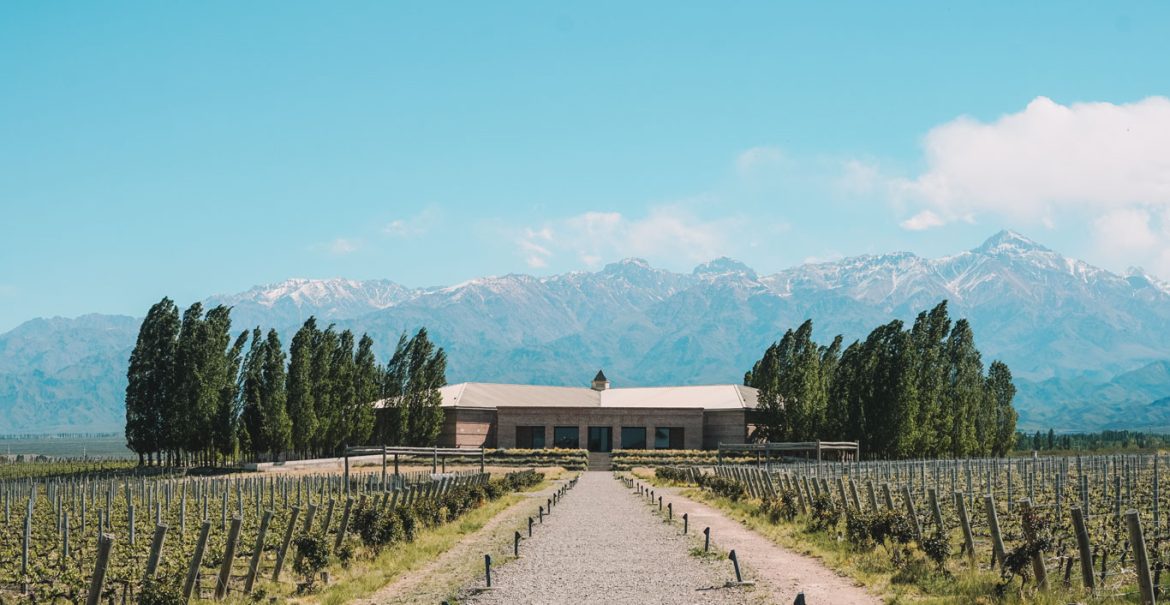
[3, 230, 1169, 434]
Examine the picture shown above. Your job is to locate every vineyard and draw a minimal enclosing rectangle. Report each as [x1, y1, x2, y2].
[0, 464, 545, 603]
[655, 454, 1170, 603]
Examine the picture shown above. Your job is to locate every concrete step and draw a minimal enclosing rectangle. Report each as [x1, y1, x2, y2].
[587, 452, 612, 471]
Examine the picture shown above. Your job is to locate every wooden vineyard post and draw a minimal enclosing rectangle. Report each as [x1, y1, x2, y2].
[1071, 508, 1095, 592]
[955, 492, 975, 561]
[984, 495, 1006, 569]
[184, 521, 212, 603]
[273, 506, 301, 581]
[1018, 499, 1048, 590]
[901, 485, 923, 542]
[215, 516, 242, 599]
[335, 497, 354, 550]
[245, 510, 273, 594]
[144, 523, 169, 580]
[927, 488, 944, 534]
[86, 533, 115, 605]
[1126, 510, 1156, 605]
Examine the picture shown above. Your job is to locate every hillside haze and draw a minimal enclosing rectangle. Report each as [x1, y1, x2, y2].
[3, 230, 1170, 434]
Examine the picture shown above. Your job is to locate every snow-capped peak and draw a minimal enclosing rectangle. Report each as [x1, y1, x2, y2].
[693, 257, 757, 279]
[974, 230, 1049, 255]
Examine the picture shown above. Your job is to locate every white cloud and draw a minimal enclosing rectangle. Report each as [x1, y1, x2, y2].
[515, 205, 741, 269]
[384, 206, 441, 238]
[1092, 208, 1170, 276]
[900, 210, 946, 231]
[328, 238, 359, 255]
[885, 96, 1170, 278]
[736, 146, 786, 176]
[895, 96, 1170, 223]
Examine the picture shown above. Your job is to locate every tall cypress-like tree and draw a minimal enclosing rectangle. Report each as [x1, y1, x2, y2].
[945, 319, 983, 457]
[747, 338, 788, 441]
[309, 326, 338, 456]
[351, 333, 381, 445]
[286, 318, 319, 458]
[745, 300, 1014, 459]
[987, 360, 1018, 456]
[261, 329, 291, 459]
[212, 329, 249, 461]
[381, 328, 448, 446]
[172, 303, 206, 465]
[910, 301, 951, 457]
[125, 297, 180, 466]
[328, 330, 357, 453]
[239, 328, 266, 459]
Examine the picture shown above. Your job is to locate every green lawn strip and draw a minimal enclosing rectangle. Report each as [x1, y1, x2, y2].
[630, 469, 1128, 605]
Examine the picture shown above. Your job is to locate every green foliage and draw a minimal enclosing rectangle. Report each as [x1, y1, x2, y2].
[747, 300, 1018, 459]
[760, 490, 798, 523]
[696, 474, 748, 501]
[920, 531, 951, 569]
[138, 577, 184, 605]
[124, 297, 179, 464]
[293, 533, 331, 590]
[378, 328, 448, 447]
[125, 298, 435, 464]
[654, 466, 692, 483]
[807, 492, 839, 531]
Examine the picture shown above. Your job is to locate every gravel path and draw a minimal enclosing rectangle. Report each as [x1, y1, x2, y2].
[653, 483, 881, 605]
[460, 472, 761, 605]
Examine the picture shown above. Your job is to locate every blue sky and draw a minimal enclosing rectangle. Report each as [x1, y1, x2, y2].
[3, 2, 1170, 331]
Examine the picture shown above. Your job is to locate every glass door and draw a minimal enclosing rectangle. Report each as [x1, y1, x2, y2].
[587, 426, 613, 452]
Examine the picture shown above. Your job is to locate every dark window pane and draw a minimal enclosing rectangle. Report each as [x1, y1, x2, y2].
[670, 427, 685, 449]
[621, 427, 646, 450]
[516, 426, 544, 449]
[655, 427, 670, 449]
[553, 426, 579, 449]
[587, 427, 612, 452]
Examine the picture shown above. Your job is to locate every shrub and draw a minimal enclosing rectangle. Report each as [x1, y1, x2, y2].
[760, 490, 798, 523]
[807, 493, 839, 531]
[293, 534, 330, 591]
[697, 475, 748, 501]
[920, 531, 951, 569]
[138, 578, 183, 605]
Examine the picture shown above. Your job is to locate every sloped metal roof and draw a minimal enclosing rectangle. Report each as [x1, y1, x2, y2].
[425, 382, 759, 410]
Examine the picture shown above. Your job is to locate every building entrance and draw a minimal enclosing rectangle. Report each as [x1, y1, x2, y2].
[587, 426, 613, 452]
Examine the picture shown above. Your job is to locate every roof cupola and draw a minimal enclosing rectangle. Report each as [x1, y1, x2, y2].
[591, 369, 610, 391]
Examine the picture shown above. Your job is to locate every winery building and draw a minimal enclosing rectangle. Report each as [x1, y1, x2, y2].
[389, 371, 760, 451]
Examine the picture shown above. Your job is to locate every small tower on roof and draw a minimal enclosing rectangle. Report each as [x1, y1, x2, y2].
[591, 369, 610, 391]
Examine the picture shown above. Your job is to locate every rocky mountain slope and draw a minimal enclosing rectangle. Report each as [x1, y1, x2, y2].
[3, 231, 1169, 433]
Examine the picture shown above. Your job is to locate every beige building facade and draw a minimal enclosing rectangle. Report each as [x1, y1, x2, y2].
[417, 371, 758, 451]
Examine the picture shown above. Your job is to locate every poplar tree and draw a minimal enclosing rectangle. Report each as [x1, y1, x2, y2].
[328, 330, 357, 453]
[286, 318, 319, 458]
[381, 328, 448, 446]
[240, 328, 266, 459]
[309, 326, 338, 456]
[351, 333, 381, 445]
[945, 319, 983, 457]
[212, 329, 249, 461]
[987, 360, 1017, 456]
[261, 329, 291, 459]
[125, 297, 179, 466]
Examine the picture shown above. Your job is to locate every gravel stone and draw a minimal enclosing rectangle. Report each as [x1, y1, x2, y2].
[460, 472, 761, 605]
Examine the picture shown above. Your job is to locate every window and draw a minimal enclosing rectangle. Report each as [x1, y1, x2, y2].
[553, 426, 580, 449]
[654, 427, 684, 449]
[515, 426, 545, 449]
[621, 427, 646, 450]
